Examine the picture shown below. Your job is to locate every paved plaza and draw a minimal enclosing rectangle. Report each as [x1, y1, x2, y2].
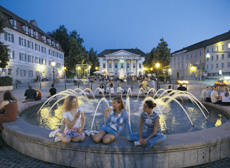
[0, 79, 229, 168]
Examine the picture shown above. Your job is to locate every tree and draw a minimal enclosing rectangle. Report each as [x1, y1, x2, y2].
[0, 11, 9, 69]
[88, 48, 99, 75]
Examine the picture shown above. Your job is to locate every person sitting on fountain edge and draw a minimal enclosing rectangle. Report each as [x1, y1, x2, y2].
[49, 96, 85, 143]
[127, 100, 166, 151]
[99, 84, 105, 94]
[47, 84, 56, 98]
[91, 97, 131, 144]
[117, 84, 127, 94]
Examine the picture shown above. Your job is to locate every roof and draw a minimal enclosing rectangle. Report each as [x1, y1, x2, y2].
[0, 5, 64, 52]
[98, 48, 146, 57]
[171, 30, 230, 56]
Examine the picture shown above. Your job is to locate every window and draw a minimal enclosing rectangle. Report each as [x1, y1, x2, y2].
[199, 51, 202, 56]
[32, 56, 34, 63]
[133, 63, 136, 68]
[222, 45, 224, 50]
[20, 70, 26, 77]
[222, 63, 224, 68]
[206, 49, 209, 53]
[211, 56, 213, 61]
[9, 19, 17, 29]
[115, 64, 117, 68]
[194, 52, 197, 57]
[121, 63, 124, 68]
[9, 50, 15, 59]
[35, 44, 40, 51]
[103, 63, 105, 68]
[186, 55, 188, 59]
[29, 29, 34, 37]
[4, 32, 14, 42]
[27, 40, 33, 49]
[228, 62, 230, 67]
[49, 49, 51, 55]
[28, 70, 33, 77]
[190, 53, 192, 58]
[222, 54, 224, 60]
[228, 53, 230, 58]
[19, 53, 26, 61]
[28, 55, 32, 63]
[211, 64, 213, 69]
[206, 65, 208, 69]
[212, 48, 214, 52]
[216, 64, 218, 68]
[109, 64, 111, 68]
[206, 58, 209, 61]
[41, 47, 46, 53]
[35, 57, 39, 64]
[139, 63, 141, 68]
[127, 63, 129, 68]
[19, 37, 26, 47]
[216, 55, 218, 60]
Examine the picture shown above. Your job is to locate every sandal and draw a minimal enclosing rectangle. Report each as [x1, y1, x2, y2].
[49, 128, 61, 138]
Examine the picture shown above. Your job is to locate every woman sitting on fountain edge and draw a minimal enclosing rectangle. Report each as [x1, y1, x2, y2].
[127, 100, 166, 151]
[91, 97, 131, 144]
[49, 96, 85, 143]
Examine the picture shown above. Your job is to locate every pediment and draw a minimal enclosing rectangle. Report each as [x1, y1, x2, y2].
[105, 50, 140, 57]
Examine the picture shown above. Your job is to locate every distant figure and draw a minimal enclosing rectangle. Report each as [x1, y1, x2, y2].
[47, 84, 57, 98]
[200, 86, 209, 101]
[117, 84, 127, 94]
[22, 85, 36, 103]
[167, 85, 173, 94]
[205, 86, 213, 102]
[34, 87, 42, 100]
[82, 85, 91, 96]
[99, 84, 105, 94]
[0, 91, 18, 130]
[177, 84, 187, 91]
[220, 87, 230, 105]
[211, 86, 221, 104]
[150, 78, 156, 91]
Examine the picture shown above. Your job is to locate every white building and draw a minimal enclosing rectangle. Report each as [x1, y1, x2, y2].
[98, 49, 146, 77]
[171, 30, 230, 80]
[0, 5, 64, 83]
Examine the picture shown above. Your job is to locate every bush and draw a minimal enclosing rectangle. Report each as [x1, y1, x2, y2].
[0, 76, 13, 86]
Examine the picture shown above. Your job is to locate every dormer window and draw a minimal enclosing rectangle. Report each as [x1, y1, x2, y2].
[47, 39, 51, 45]
[52, 41, 55, 46]
[56, 43, 59, 49]
[9, 19, 17, 29]
[22, 26, 28, 34]
[29, 29, 34, 37]
[34, 31, 38, 39]
[42, 35, 46, 43]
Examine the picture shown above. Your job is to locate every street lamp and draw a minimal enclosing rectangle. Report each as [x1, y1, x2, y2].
[156, 63, 160, 90]
[51, 61, 56, 85]
[64, 66, 67, 89]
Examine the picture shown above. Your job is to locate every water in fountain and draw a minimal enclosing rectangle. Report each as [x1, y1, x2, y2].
[21, 88, 229, 135]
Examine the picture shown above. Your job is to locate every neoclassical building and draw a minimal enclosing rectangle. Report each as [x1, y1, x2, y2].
[97, 49, 146, 77]
[171, 30, 230, 79]
[0, 5, 64, 83]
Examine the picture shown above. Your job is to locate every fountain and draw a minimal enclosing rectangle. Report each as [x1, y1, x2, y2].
[2, 87, 230, 167]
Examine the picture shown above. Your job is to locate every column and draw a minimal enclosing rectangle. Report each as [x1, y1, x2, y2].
[106, 59, 108, 75]
[124, 59, 127, 76]
[136, 60, 138, 76]
[131, 59, 133, 74]
[112, 59, 114, 74]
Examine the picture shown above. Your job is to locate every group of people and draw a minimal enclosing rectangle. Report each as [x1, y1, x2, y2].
[22, 84, 56, 103]
[49, 96, 166, 151]
[98, 81, 127, 95]
[201, 86, 230, 105]
[139, 77, 156, 94]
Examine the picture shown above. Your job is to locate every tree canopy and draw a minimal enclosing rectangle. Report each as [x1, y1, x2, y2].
[143, 38, 171, 75]
[0, 11, 9, 69]
[47, 25, 99, 76]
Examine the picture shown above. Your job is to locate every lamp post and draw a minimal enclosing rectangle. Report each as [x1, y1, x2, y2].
[51, 61, 56, 85]
[64, 66, 67, 89]
[168, 68, 172, 84]
[156, 63, 160, 90]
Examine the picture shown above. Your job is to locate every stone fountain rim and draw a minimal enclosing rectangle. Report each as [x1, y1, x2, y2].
[3, 99, 230, 154]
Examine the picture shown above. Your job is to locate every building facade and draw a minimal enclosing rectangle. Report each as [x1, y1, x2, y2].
[98, 49, 146, 77]
[0, 6, 64, 83]
[171, 31, 230, 80]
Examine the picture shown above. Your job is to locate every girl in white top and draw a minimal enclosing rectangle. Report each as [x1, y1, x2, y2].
[220, 87, 230, 105]
[51, 96, 85, 143]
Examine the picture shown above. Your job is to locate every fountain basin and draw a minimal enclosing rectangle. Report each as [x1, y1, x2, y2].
[2, 101, 230, 168]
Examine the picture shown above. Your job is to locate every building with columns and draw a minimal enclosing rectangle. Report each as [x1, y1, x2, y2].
[0, 5, 64, 83]
[171, 30, 230, 80]
[97, 49, 146, 77]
